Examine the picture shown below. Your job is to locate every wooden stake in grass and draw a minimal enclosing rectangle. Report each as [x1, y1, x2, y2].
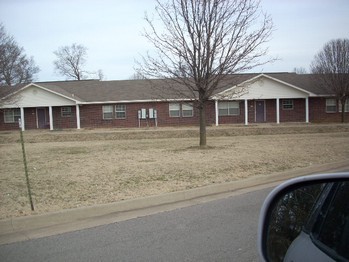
[19, 121, 34, 211]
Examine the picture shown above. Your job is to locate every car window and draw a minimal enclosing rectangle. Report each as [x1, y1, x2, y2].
[314, 182, 349, 260]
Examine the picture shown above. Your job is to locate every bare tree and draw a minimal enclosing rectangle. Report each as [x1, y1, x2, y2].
[311, 39, 349, 123]
[137, 0, 273, 147]
[53, 43, 88, 80]
[0, 23, 40, 86]
[129, 72, 145, 80]
[97, 69, 104, 80]
[293, 67, 307, 74]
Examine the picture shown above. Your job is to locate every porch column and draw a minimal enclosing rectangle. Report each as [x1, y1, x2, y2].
[76, 105, 81, 129]
[215, 100, 219, 126]
[305, 97, 309, 123]
[49, 106, 53, 130]
[244, 99, 248, 125]
[276, 98, 280, 124]
[20, 107, 25, 131]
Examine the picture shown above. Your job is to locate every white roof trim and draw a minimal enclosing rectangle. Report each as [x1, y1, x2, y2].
[28, 83, 81, 103]
[0, 83, 32, 101]
[3, 83, 81, 104]
[260, 74, 317, 96]
[212, 73, 317, 99]
[78, 98, 195, 104]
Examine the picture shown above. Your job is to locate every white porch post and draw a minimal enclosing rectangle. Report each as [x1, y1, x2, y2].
[76, 105, 81, 129]
[305, 97, 309, 123]
[215, 100, 219, 126]
[49, 106, 53, 130]
[244, 99, 248, 125]
[276, 98, 280, 124]
[20, 107, 25, 131]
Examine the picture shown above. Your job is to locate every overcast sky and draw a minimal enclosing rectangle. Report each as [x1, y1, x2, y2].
[1, 0, 348, 82]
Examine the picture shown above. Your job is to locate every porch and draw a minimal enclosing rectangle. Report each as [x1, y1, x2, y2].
[18, 105, 81, 131]
[214, 98, 310, 126]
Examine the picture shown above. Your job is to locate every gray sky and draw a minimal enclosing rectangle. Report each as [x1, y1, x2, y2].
[1, 0, 348, 82]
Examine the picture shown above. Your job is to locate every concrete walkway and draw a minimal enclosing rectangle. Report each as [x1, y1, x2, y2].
[1, 159, 348, 245]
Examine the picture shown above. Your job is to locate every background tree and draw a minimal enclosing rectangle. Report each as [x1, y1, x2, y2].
[293, 67, 307, 74]
[311, 38, 349, 123]
[129, 72, 145, 80]
[53, 43, 88, 80]
[0, 23, 40, 86]
[137, 0, 273, 147]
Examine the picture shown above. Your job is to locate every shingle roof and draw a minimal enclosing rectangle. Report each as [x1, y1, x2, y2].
[1, 73, 333, 103]
[269, 73, 329, 95]
[38, 79, 179, 102]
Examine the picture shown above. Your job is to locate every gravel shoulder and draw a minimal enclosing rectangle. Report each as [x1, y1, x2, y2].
[1, 124, 349, 220]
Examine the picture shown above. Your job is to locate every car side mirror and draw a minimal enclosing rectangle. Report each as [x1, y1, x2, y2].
[258, 173, 349, 262]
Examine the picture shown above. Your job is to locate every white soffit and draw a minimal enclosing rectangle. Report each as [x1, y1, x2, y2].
[215, 74, 314, 100]
[3, 85, 76, 108]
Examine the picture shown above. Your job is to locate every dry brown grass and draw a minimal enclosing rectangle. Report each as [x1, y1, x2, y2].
[1, 126, 349, 219]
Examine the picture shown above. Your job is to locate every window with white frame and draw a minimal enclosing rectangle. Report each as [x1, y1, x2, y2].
[326, 99, 337, 113]
[115, 104, 126, 119]
[61, 107, 73, 117]
[4, 108, 21, 123]
[218, 101, 240, 116]
[169, 103, 180, 117]
[102, 105, 113, 119]
[282, 99, 294, 110]
[182, 103, 194, 117]
[339, 100, 349, 112]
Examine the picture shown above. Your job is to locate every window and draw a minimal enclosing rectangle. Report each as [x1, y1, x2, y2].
[4, 109, 21, 123]
[182, 103, 193, 117]
[218, 101, 240, 116]
[326, 99, 337, 113]
[61, 107, 73, 117]
[169, 103, 180, 117]
[339, 100, 349, 113]
[115, 104, 126, 119]
[102, 105, 113, 119]
[282, 99, 294, 110]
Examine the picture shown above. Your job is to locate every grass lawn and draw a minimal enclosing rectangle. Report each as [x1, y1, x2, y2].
[1, 126, 349, 219]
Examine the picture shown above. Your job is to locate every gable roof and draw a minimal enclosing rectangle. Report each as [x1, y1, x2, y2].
[35, 79, 186, 103]
[0, 73, 333, 105]
[269, 73, 329, 95]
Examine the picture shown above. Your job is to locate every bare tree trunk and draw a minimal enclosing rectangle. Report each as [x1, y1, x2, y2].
[199, 102, 207, 147]
[341, 98, 346, 123]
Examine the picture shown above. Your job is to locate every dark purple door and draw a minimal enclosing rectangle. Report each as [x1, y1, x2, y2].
[37, 108, 46, 128]
[256, 100, 265, 122]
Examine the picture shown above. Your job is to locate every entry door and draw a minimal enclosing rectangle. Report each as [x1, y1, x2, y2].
[37, 108, 46, 128]
[255, 100, 265, 122]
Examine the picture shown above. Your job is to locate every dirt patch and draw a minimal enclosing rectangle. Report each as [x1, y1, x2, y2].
[0, 124, 349, 219]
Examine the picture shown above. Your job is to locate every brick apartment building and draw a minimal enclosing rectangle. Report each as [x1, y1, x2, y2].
[0, 73, 348, 131]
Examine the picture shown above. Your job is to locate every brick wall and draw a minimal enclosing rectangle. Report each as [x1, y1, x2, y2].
[24, 108, 38, 129]
[279, 99, 306, 122]
[265, 100, 276, 122]
[309, 97, 348, 122]
[217, 101, 246, 124]
[53, 106, 77, 129]
[1, 98, 347, 131]
[0, 108, 38, 131]
[0, 109, 17, 130]
[217, 99, 311, 124]
[80, 101, 216, 129]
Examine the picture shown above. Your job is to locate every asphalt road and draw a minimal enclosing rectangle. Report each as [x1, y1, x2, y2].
[0, 187, 272, 262]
